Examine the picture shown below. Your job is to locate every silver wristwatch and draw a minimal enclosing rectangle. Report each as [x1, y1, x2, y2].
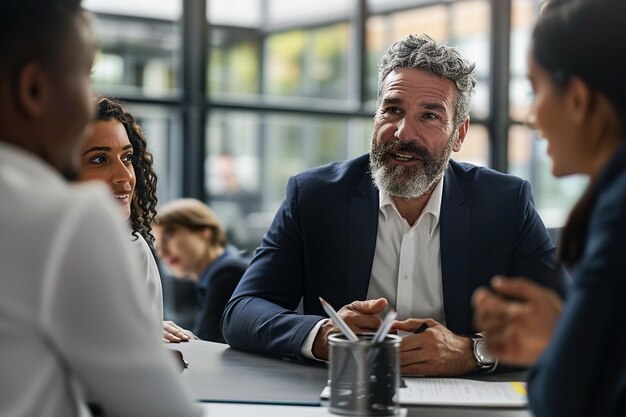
[472, 336, 497, 372]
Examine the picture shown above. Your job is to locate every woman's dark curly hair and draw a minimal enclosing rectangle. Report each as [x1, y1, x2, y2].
[95, 97, 158, 248]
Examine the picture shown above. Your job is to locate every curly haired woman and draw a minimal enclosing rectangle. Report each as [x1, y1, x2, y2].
[78, 97, 191, 343]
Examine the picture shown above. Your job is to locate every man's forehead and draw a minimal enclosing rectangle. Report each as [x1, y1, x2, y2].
[380, 69, 458, 106]
[379, 90, 455, 112]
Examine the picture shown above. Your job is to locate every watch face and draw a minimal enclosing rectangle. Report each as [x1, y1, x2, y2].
[475, 338, 493, 365]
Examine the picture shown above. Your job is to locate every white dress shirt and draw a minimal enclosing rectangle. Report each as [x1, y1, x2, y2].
[368, 176, 445, 323]
[301, 177, 446, 359]
[0, 142, 204, 417]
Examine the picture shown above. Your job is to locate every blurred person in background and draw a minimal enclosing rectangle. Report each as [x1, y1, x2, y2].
[154, 198, 249, 343]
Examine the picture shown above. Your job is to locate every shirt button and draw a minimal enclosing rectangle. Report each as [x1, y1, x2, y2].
[403, 275, 409, 280]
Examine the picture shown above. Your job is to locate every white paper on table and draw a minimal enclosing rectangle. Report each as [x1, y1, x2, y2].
[401, 378, 527, 407]
[199, 402, 408, 416]
[320, 378, 527, 408]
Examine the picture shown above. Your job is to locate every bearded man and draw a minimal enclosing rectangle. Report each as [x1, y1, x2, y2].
[222, 34, 566, 376]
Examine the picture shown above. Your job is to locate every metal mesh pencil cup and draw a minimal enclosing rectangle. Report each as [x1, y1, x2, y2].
[328, 333, 401, 416]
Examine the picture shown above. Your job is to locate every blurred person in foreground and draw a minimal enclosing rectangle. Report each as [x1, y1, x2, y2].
[0, 1, 204, 416]
[473, 0, 626, 415]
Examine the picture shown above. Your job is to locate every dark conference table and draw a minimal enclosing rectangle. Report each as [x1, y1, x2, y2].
[172, 340, 532, 417]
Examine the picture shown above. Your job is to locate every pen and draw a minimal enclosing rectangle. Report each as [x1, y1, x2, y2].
[414, 322, 428, 334]
[372, 310, 397, 344]
[318, 297, 359, 342]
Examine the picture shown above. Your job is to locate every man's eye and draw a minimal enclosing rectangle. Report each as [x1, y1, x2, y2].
[422, 112, 439, 120]
[383, 107, 402, 115]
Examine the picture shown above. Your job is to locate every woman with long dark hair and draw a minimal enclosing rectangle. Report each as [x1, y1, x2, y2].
[472, 1, 626, 415]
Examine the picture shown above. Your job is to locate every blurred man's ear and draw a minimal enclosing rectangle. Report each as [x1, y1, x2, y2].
[452, 117, 470, 152]
[16, 62, 47, 119]
[202, 227, 214, 243]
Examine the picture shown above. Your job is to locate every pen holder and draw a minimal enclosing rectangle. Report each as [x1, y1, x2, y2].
[328, 333, 401, 416]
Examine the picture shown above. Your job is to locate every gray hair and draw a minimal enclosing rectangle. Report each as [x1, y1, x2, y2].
[377, 34, 476, 127]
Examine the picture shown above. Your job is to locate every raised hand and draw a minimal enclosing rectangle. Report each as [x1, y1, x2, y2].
[472, 276, 563, 366]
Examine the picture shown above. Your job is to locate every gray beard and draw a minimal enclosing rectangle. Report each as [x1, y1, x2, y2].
[370, 162, 443, 199]
[369, 134, 455, 199]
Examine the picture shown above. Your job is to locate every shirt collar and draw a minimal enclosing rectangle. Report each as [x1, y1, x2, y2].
[378, 174, 445, 236]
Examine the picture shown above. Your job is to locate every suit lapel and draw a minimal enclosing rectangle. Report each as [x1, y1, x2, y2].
[347, 171, 379, 301]
[440, 163, 471, 334]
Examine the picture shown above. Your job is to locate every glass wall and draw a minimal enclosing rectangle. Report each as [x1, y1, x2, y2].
[205, 0, 494, 250]
[127, 105, 184, 204]
[206, 110, 373, 248]
[365, 1, 490, 116]
[264, 23, 352, 102]
[508, 0, 586, 227]
[85, 0, 582, 244]
[209, 29, 261, 99]
[86, 1, 182, 98]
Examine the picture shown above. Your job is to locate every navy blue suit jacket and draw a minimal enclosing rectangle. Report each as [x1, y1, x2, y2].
[527, 144, 626, 417]
[222, 155, 561, 362]
[193, 247, 248, 343]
